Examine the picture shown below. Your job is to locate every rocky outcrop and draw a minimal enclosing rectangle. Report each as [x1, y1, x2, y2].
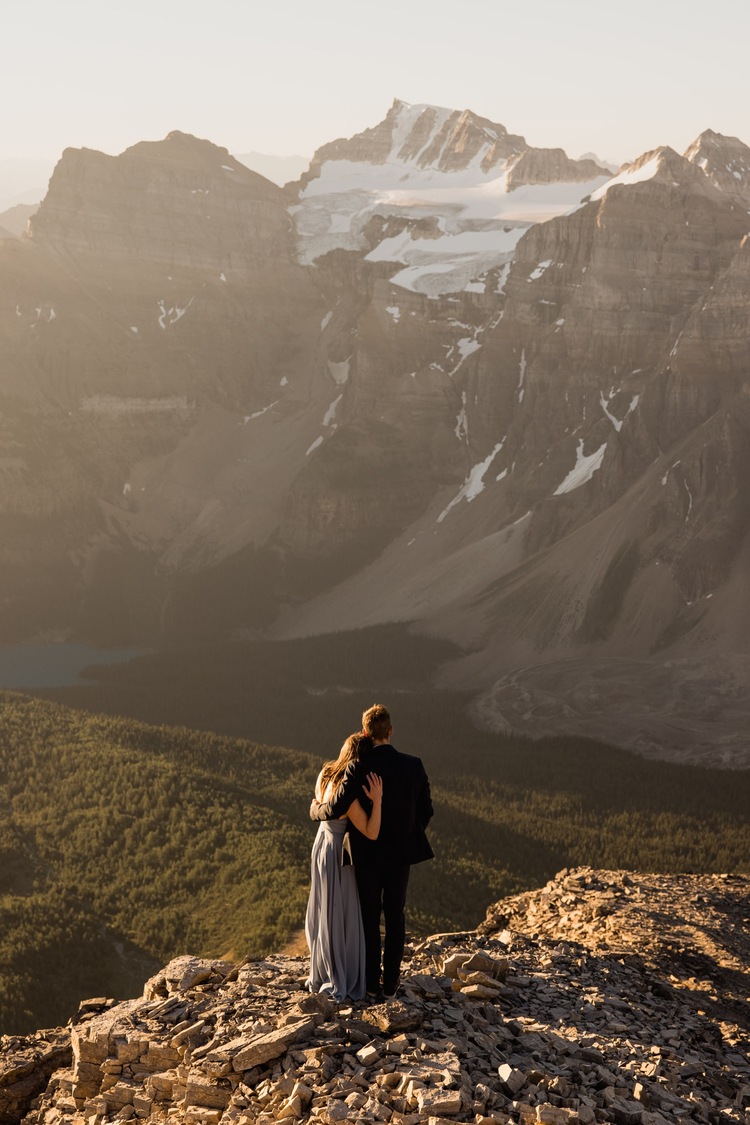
[0, 1029, 69, 1125]
[6, 870, 749, 1125]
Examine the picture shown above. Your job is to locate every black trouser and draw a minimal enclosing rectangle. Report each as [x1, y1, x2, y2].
[355, 861, 411, 992]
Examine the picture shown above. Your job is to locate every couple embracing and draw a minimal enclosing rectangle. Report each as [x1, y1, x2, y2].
[305, 703, 433, 1002]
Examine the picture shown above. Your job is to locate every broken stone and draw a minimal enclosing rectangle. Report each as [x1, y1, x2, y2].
[611, 1097, 644, 1125]
[537, 1107, 580, 1125]
[361, 1000, 423, 1033]
[416, 1087, 463, 1115]
[8, 869, 750, 1125]
[441, 953, 471, 978]
[459, 952, 509, 978]
[228, 1018, 316, 1071]
[459, 984, 503, 1000]
[498, 1063, 527, 1096]
[184, 1070, 232, 1109]
[355, 1044, 380, 1065]
[456, 968, 505, 989]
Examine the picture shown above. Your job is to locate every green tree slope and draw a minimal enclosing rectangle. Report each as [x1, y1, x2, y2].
[1, 689, 748, 1034]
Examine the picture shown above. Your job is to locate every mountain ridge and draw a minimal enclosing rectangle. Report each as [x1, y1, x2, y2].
[0, 104, 748, 761]
[3, 868, 748, 1125]
[30, 131, 288, 267]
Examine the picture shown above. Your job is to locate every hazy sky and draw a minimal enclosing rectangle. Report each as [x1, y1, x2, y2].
[2, 0, 748, 166]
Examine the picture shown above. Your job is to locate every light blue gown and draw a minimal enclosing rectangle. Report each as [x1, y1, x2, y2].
[305, 819, 366, 1001]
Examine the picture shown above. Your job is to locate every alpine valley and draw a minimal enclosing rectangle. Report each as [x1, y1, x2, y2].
[1, 100, 750, 765]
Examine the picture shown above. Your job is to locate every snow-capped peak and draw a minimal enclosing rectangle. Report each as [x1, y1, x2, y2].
[292, 101, 610, 295]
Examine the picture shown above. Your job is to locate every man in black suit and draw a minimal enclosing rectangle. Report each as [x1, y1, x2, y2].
[310, 703, 433, 998]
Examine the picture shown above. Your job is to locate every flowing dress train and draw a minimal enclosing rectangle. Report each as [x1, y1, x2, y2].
[305, 819, 366, 1001]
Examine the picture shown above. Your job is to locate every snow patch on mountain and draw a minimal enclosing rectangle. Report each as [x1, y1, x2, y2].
[600, 390, 641, 432]
[297, 174, 605, 294]
[455, 391, 469, 441]
[437, 441, 505, 522]
[528, 260, 553, 281]
[590, 154, 663, 202]
[244, 401, 278, 423]
[327, 359, 351, 385]
[322, 394, 343, 427]
[157, 297, 194, 329]
[554, 439, 607, 495]
[370, 226, 526, 296]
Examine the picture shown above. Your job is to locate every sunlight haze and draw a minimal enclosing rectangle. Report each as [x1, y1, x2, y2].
[1, 0, 748, 167]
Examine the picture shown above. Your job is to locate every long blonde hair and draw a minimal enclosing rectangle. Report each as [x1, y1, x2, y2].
[320, 732, 373, 796]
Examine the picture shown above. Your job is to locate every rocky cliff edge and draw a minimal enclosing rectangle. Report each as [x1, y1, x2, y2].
[2, 869, 748, 1125]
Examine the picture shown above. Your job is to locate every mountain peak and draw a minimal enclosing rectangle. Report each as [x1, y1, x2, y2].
[303, 99, 528, 181]
[164, 129, 208, 144]
[684, 128, 750, 205]
[9, 870, 749, 1125]
[294, 100, 609, 288]
[121, 131, 254, 175]
[29, 132, 287, 266]
[590, 144, 718, 202]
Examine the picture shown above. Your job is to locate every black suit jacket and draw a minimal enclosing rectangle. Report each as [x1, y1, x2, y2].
[310, 743, 434, 869]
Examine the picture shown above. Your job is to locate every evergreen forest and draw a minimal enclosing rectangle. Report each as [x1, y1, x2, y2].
[1, 674, 748, 1035]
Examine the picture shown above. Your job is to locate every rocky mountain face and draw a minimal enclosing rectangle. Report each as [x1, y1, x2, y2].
[302, 100, 525, 176]
[275, 124, 750, 766]
[292, 100, 609, 290]
[0, 131, 327, 640]
[0, 104, 748, 761]
[3, 869, 748, 1125]
[684, 131, 750, 207]
[302, 100, 606, 186]
[31, 133, 287, 267]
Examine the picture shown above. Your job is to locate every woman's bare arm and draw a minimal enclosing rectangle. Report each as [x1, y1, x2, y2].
[345, 772, 383, 840]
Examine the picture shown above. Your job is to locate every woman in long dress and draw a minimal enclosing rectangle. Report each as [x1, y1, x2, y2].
[305, 732, 382, 1002]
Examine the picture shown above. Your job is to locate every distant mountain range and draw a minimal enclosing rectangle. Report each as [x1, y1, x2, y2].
[0, 150, 312, 201]
[578, 150, 621, 173]
[235, 150, 310, 185]
[0, 202, 37, 237]
[1, 101, 749, 764]
[0, 158, 55, 210]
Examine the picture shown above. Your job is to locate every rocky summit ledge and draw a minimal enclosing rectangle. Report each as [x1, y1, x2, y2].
[3, 869, 749, 1125]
